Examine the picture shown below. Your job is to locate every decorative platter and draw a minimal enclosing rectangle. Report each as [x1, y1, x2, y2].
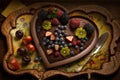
[1, 3, 120, 80]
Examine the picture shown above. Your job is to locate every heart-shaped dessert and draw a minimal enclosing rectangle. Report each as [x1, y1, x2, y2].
[31, 4, 98, 68]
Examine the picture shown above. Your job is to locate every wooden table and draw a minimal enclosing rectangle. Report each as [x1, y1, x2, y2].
[0, 0, 120, 80]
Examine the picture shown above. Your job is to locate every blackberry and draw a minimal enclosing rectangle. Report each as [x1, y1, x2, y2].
[38, 9, 48, 20]
[59, 13, 69, 25]
[22, 55, 31, 65]
[83, 24, 94, 37]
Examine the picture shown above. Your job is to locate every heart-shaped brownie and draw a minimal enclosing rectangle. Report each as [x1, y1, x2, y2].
[31, 4, 98, 68]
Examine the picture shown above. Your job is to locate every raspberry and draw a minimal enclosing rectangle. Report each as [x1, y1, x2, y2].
[51, 18, 60, 26]
[70, 18, 80, 29]
[56, 9, 63, 18]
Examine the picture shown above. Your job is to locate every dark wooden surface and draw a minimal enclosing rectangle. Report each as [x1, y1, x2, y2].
[0, 0, 120, 80]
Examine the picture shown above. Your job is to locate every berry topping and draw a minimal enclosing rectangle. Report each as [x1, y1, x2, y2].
[60, 46, 70, 57]
[54, 51, 60, 57]
[17, 47, 26, 56]
[15, 30, 23, 39]
[55, 44, 60, 51]
[45, 31, 52, 37]
[59, 13, 69, 25]
[56, 9, 64, 18]
[66, 36, 74, 42]
[77, 40, 81, 45]
[75, 27, 87, 39]
[70, 18, 80, 29]
[70, 51, 75, 56]
[26, 43, 35, 52]
[38, 9, 48, 20]
[46, 49, 53, 55]
[22, 55, 31, 65]
[8, 57, 20, 70]
[72, 40, 77, 46]
[83, 24, 94, 36]
[51, 18, 60, 26]
[42, 20, 52, 30]
[22, 36, 32, 44]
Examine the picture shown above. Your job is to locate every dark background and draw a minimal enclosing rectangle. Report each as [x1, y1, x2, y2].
[0, 0, 120, 80]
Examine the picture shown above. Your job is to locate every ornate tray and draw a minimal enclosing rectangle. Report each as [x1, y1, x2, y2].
[1, 3, 120, 80]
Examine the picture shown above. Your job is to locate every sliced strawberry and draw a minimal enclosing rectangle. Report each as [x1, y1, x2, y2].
[45, 31, 52, 37]
[56, 9, 63, 18]
[27, 43, 35, 52]
[23, 36, 32, 44]
[9, 57, 20, 70]
[66, 36, 74, 42]
[46, 49, 53, 55]
[51, 18, 60, 26]
[50, 34, 56, 40]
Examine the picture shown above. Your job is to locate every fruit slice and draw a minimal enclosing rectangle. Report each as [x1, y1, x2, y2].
[45, 31, 52, 37]
[66, 36, 74, 42]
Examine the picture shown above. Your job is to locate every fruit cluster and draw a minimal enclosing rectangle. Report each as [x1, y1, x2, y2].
[37, 7, 94, 59]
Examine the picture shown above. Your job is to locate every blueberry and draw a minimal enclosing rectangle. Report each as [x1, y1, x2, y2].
[61, 41, 65, 45]
[51, 44, 55, 48]
[59, 13, 69, 25]
[39, 57, 42, 61]
[59, 33, 63, 37]
[64, 33, 69, 36]
[46, 39, 49, 43]
[48, 45, 52, 48]
[61, 30, 65, 35]
[60, 45, 64, 48]
[49, 41, 53, 44]
[81, 38, 87, 43]
[80, 47, 84, 51]
[54, 32, 58, 36]
[58, 25, 61, 29]
[43, 37, 47, 41]
[55, 41, 58, 44]
[63, 44, 67, 47]
[68, 43, 72, 47]
[60, 37, 64, 41]
[34, 57, 39, 62]
[80, 43, 84, 47]
[70, 51, 75, 56]
[56, 37, 60, 41]
[42, 42, 47, 45]
[75, 45, 79, 49]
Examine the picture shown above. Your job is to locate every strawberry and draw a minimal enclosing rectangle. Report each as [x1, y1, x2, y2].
[27, 43, 35, 52]
[51, 18, 60, 26]
[77, 40, 81, 45]
[45, 31, 52, 37]
[66, 36, 74, 42]
[46, 49, 53, 55]
[72, 40, 77, 46]
[50, 34, 56, 40]
[9, 57, 20, 70]
[56, 9, 63, 18]
[70, 18, 80, 29]
[23, 36, 32, 44]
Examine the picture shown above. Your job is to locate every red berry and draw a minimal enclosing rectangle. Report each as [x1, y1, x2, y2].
[27, 44, 35, 52]
[77, 40, 81, 45]
[54, 51, 60, 57]
[72, 40, 77, 46]
[70, 18, 80, 29]
[56, 9, 63, 18]
[51, 18, 60, 26]
[23, 36, 32, 44]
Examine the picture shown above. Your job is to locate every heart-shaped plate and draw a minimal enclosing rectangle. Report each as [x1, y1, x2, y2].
[31, 4, 98, 68]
